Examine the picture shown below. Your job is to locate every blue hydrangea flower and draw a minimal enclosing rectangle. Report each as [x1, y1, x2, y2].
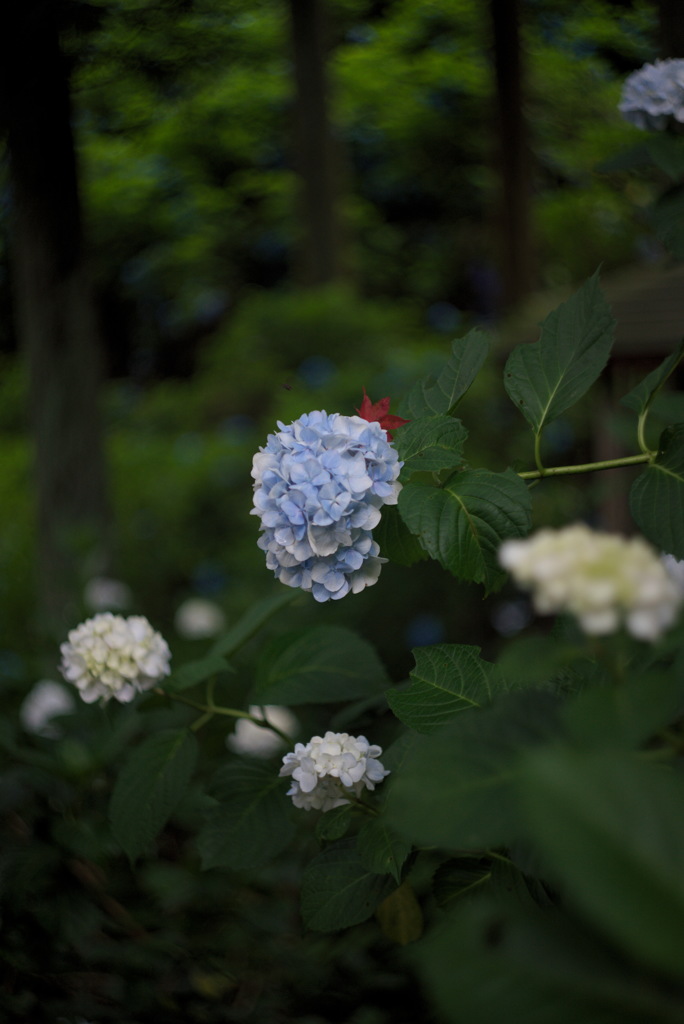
[619, 58, 684, 131]
[251, 411, 403, 601]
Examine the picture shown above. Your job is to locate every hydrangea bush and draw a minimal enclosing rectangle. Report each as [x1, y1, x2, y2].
[47, 259, 684, 1023]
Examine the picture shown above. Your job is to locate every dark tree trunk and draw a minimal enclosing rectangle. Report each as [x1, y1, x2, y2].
[287, 0, 345, 285]
[489, 0, 533, 314]
[1, 0, 110, 633]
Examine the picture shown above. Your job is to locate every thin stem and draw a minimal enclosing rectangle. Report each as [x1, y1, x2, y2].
[637, 410, 656, 457]
[533, 431, 545, 475]
[518, 452, 651, 481]
[154, 687, 292, 743]
[347, 796, 379, 816]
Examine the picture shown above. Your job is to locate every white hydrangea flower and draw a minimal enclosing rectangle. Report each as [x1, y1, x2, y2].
[59, 612, 171, 704]
[499, 524, 683, 641]
[227, 705, 298, 758]
[20, 680, 76, 738]
[279, 730, 389, 811]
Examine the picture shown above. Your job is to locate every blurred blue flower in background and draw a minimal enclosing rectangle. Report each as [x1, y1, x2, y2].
[619, 58, 684, 131]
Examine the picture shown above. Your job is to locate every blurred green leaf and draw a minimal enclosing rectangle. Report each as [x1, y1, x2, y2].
[197, 761, 294, 871]
[209, 588, 302, 659]
[301, 838, 397, 932]
[376, 881, 423, 945]
[621, 339, 684, 416]
[399, 329, 489, 419]
[109, 728, 197, 862]
[630, 423, 684, 558]
[395, 415, 468, 474]
[387, 690, 561, 851]
[357, 818, 412, 883]
[432, 857, 492, 907]
[386, 644, 501, 733]
[504, 271, 615, 435]
[252, 625, 388, 705]
[315, 803, 356, 842]
[164, 654, 232, 693]
[398, 469, 532, 592]
[519, 745, 684, 982]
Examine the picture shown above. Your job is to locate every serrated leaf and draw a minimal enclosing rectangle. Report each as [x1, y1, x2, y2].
[209, 588, 301, 658]
[164, 654, 232, 693]
[519, 745, 684, 983]
[504, 272, 615, 435]
[301, 838, 397, 932]
[375, 881, 423, 945]
[386, 690, 561, 851]
[197, 761, 294, 871]
[395, 415, 468, 474]
[109, 729, 198, 861]
[398, 469, 532, 593]
[433, 857, 492, 906]
[622, 339, 684, 415]
[630, 423, 684, 558]
[357, 819, 412, 883]
[386, 644, 500, 733]
[252, 625, 388, 705]
[373, 504, 428, 567]
[400, 329, 489, 418]
[315, 803, 356, 842]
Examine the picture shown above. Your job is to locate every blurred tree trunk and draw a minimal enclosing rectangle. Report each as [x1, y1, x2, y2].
[1, 0, 110, 633]
[489, 0, 533, 314]
[658, 0, 684, 57]
[287, 0, 345, 285]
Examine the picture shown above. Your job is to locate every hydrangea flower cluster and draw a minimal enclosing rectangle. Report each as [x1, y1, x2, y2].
[619, 58, 684, 131]
[59, 612, 171, 704]
[279, 731, 390, 811]
[499, 524, 683, 641]
[251, 411, 403, 601]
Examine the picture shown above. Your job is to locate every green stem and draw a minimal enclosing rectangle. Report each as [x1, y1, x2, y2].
[637, 410, 656, 457]
[533, 431, 545, 475]
[518, 452, 651, 481]
[154, 687, 292, 744]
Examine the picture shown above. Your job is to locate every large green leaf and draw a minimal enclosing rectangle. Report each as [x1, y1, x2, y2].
[209, 588, 301, 659]
[109, 728, 198, 861]
[400, 329, 489, 418]
[398, 469, 532, 592]
[650, 187, 684, 260]
[357, 818, 412, 883]
[251, 625, 388, 705]
[504, 271, 615, 434]
[386, 644, 501, 733]
[386, 690, 561, 851]
[372, 504, 428, 567]
[630, 423, 684, 557]
[300, 838, 397, 932]
[395, 415, 468, 474]
[621, 339, 684, 416]
[164, 653, 232, 693]
[197, 761, 294, 871]
[519, 745, 684, 983]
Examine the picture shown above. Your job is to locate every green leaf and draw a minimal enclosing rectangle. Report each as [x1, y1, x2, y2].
[649, 187, 684, 260]
[372, 504, 428, 567]
[164, 654, 232, 693]
[375, 881, 423, 945]
[315, 804, 356, 842]
[109, 729, 198, 862]
[386, 644, 501, 733]
[621, 339, 684, 416]
[519, 745, 684, 983]
[301, 837, 397, 932]
[395, 415, 468, 474]
[357, 818, 412, 883]
[504, 271, 615, 435]
[209, 588, 301, 659]
[398, 469, 532, 592]
[600, 136, 684, 180]
[630, 423, 684, 557]
[197, 761, 294, 871]
[400, 329, 489, 418]
[387, 690, 561, 851]
[432, 857, 492, 906]
[252, 625, 388, 705]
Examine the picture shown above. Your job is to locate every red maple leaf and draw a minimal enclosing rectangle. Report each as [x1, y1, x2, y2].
[356, 388, 409, 440]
